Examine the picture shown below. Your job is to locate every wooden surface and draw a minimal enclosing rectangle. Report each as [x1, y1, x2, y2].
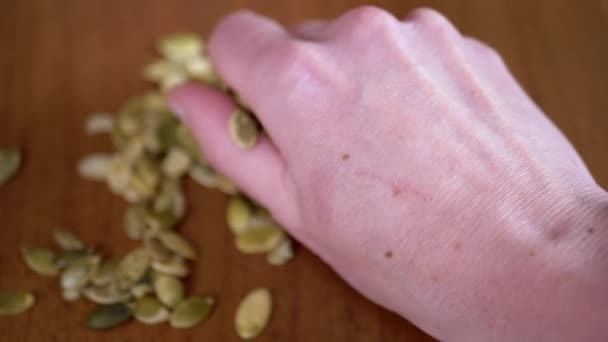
[0, 0, 607, 341]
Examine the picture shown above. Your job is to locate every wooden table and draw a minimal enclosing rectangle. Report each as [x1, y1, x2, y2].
[0, 0, 606, 341]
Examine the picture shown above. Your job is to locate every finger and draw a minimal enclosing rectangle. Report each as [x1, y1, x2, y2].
[288, 20, 327, 41]
[167, 82, 299, 228]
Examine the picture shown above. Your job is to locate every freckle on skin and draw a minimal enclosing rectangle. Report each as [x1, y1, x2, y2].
[529, 250, 536, 257]
[453, 241, 462, 250]
[431, 274, 440, 283]
[385, 250, 393, 259]
[341, 153, 350, 161]
[587, 227, 596, 235]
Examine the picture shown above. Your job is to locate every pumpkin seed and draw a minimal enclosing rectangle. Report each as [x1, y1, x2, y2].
[0, 290, 35, 315]
[133, 296, 170, 324]
[118, 248, 150, 284]
[61, 260, 95, 290]
[158, 33, 203, 63]
[189, 163, 219, 188]
[227, 196, 251, 235]
[235, 226, 285, 254]
[22, 246, 59, 276]
[87, 303, 132, 330]
[55, 250, 91, 269]
[131, 283, 153, 299]
[0, 148, 21, 187]
[85, 113, 114, 134]
[169, 296, 214, 329]
[151, 256, 188, 277]
[106, 154, 132, 194]
[154, 273, 184, 308]
[124, 204, 148, 240]
[62, 287, 82, 302]
[143, 60, 183, 83]
[162, 147, 191, 178]
[145, 210, 178, 234]
[158, 231, 196, 259]
[53, 228, 85, 251]
[84, 286, 131, 305]
[235, 288, 272, 339]
[215, 174, 238, 194]
[92, 258, 119, 286]
[267, 238, 294, 266]
[184, 56, 216, 83]
[144, 237, 173, 262]
[228, 109, 258, 149]
[78, 154, 113, 181]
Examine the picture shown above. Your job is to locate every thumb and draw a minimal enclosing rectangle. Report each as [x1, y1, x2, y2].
[167, 82, 299, 228]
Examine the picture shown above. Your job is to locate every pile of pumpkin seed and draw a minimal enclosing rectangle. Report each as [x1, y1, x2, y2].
[3, 33, 290, 339]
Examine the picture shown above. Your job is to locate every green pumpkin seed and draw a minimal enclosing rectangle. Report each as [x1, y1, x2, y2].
[133, 296, 169, 324]
[235, 226, 285, 254]
[84, 286, 131, 305]
[215, 174, 238, 194]
[144, 237, 173, 262]
[87, 303, 132, 330]
[226, 196, 251, 235]
[61, 260, 95, 290]
[151, 256, 188, 277]
[22, 246, 59, 276]
[118, 248, 150, 284]
[189, 163, 219, 189]
[0, 290, 35, 315]
[0, 148, 21, 187]
[55, 250, 91, 270]
[145, 210, 179, 234]
[235, 288, 272, 339]
[158, 231, 196, 259]
[158, 33, 203, 63]
[267, 237, 294, 266]
[53, 228, 85, 251]
[169, 296, 214, 329]
[162, 147, 191, 178]
[154, 274, 184, 308]
[143, 60, 183, 83]
[228, 109, 259, 149]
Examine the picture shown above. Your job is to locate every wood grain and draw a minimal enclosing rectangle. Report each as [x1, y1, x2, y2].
[0, 0, 606, 341]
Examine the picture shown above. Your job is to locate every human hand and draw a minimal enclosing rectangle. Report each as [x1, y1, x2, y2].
[169, 7, 608, 341]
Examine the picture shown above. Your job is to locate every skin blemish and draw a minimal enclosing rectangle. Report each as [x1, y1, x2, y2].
[528, 250, 537, 257]
[341, 153, 350, 161]
[587, 227, 596, 235]
[453, 241, 462, 251]
[385, 250, 393, 259]
[431, 274, 440, 283]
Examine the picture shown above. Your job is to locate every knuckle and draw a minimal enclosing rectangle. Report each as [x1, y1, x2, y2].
[349, 6, 395, 29]
[407, 7, 457, 37]
[466, 38, 505, 64]
[337, 6, 400, 42]
[261, 39, 319, 86]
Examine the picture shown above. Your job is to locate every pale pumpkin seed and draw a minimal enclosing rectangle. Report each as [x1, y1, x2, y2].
[215, 174, 238, 194]
[78, 154, 113, 181]
[266, 238, 294, 266]
[22, 246, 59, 276]
[85, 113, 114, 134]
[134, 296, 169, 324]
[183, 56, 216, 83]
[227, 196, 251, 235]
[0, 290, 35, 315]
[235, 226, 285, 254]
[87, 303, 132, 330]
[61, 260, 95, 290]
[158, 33, 203, 63]
[189, 163, 220, 189]
[158, 231, 196, 259]
[235, 288, 272, 339]
[151, 256, 188, 277]
[162, 147, 191, 178]
[92, 258, 119, 286]
[228, 109, 259, 149]
[143, 237, 173, 262]
[84, 286, 131, 305]
[143, 60, 183, 83]
[169, 296, 214, 329]
[53, 228, 85, 251]
[124, 204, 148, 240]
[62, 287, 82, 302]
[55, 250, 91, 270]
[154, 273, 184, 308]
[0, 148, 21, 187]
[131, 283, 153, 299]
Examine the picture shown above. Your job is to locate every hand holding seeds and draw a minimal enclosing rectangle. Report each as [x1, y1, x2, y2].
[168, 7, 608, 342]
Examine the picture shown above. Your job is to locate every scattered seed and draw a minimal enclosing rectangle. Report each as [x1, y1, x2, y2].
[0, 148, 21, 187]
[189, 163, 219, 189]
[131, 283, 153, 299]
[144, 237, 173, 262]
[78, 154, 113, 181]
[84, 286, 131, 305]
[22, 246, 59, 276]
[158, 33, 204, 63]
[151, 256, 189, 277]
[92, 258, 119, 286]
[134, 296, 170, 324]
[158, 231, 196, 259]
[87, 303, 132, 330]
[228, 109, 259, 149]
[61, 260, 94, 290]
[0, 290, 35, 315]
[169, 296, 214, 329]
[227, 196, 251, 235]
[53, 228, 85, 251]
[235, 226, 285, 254]
[267, 238, 294, 266]
[124, 204, 148, 240]
[62, 287, 82, 302]
[162, 147, 192, 178]
[55, 250, 91, 270]
[154, 273, 184, 308]
[85, 113, 114, 134]
[118, 248, 151, 284]
[235, 288, 272, 340]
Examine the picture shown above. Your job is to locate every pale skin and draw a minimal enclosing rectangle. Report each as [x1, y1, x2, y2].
[168, 7, 608, 341]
